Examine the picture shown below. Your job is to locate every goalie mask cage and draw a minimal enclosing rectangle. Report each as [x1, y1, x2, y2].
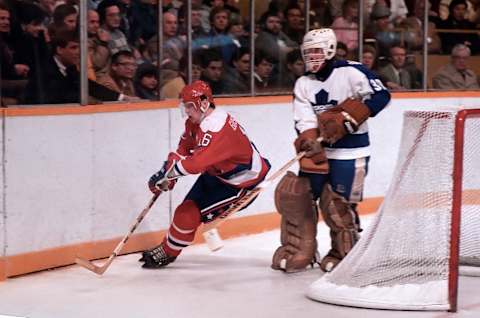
[307, 108, 480, 312]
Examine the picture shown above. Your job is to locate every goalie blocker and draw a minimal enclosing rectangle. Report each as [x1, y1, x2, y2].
[317, 98, 371, 145]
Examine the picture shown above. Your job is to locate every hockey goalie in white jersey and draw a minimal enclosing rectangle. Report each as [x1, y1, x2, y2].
[272, 28, 391, 273]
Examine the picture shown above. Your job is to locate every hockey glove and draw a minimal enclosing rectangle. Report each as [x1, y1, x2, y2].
[148, 152, 183, 194]
[294, 129, 328, 174]
[317, 98, 371, 144]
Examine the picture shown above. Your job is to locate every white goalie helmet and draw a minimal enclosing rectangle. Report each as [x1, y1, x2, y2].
[301, 28, 337, 73]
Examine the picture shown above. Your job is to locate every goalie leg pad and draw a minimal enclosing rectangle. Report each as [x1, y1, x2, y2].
[319, 184, 360, 271]
[271, 172, 319, 273]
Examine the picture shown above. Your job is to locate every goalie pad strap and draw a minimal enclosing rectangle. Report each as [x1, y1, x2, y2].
[319, 184, 360, 258]
[271, 172, 318, 273]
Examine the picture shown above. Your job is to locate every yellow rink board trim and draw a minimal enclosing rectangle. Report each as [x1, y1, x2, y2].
[4, 91, 480, 117]
[0, 197, 383, 280]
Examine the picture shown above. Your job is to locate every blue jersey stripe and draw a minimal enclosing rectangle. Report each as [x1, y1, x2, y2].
[325, 133, 370, 149]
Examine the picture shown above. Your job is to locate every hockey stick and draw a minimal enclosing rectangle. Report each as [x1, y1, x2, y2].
[201, 150, 308, 251]
[75, 192, 161, 275]
[75, 165, 177, 275]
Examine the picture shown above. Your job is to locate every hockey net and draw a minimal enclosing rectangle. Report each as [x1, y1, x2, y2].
[307, 108, 480, 311]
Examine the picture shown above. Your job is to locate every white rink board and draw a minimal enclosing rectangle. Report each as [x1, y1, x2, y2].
[2, 97, 479, 256]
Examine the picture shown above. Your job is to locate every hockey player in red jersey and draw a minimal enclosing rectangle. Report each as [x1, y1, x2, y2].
[140, 80, 271, 269]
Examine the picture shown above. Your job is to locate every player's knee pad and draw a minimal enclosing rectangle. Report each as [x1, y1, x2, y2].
[173, 200, 202, 231]
[271, 171, 319, 273]
[319, 184, 360, 258]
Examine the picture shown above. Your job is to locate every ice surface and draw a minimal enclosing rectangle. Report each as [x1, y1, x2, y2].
[0, 217, 479, 318]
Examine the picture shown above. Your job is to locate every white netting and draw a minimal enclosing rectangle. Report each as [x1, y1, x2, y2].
[307, 109, 480, 311]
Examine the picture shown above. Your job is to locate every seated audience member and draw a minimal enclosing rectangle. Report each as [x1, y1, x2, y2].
[228, 14, 249, 49]
[278, 48, 304, 89]
[129, 0, 158, 46]
[47, 3, 77, 38]
[361, 44, 378, 70]
[0, 3, 29, 105]
[255, 10, 297, 81]
[400, 0, 441, 54]
[199, 48, 225, 94]
[97, 50, 137, 97]
[254, 50, 277, 92]
[335, 41, 348, 60]
[283, 3, 305, 45]
[432, 44, 480, 89]
[134, 62, 158, 100]
[223, 47, 250, 94]
[202, 7, 237, 65]
[438, 0, 480, 55]
[331, 0, 358, 53]
[97, 0, 130, 55]
[147, 11, 185, 70]
[365, 3, 399, 58]
[87, 9, 110, 79]
[378, 45, 413, 90]
[24, 29, 122, 104]
[178, 3, 207, 39]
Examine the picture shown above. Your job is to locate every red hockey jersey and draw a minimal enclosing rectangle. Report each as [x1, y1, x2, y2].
[173, 108, 270, 188]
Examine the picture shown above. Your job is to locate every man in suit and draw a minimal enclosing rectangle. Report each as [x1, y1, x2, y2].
[378, 45, 412, 91]
[433, 44, 480, 90]
[25, 28, 123, 104]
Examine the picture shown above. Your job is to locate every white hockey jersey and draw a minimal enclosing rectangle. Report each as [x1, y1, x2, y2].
[293, 59, 391, 160]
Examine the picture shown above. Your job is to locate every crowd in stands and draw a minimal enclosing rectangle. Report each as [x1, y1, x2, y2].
[1, 0, 480, 106]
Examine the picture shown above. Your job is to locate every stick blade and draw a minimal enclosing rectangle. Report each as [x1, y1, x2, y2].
[75, 257, 105, 275]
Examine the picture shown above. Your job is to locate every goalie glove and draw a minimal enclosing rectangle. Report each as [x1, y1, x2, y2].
[317, 98, 371, 144]
[147, 152, 184, 194]
[294, 129, 328, 174]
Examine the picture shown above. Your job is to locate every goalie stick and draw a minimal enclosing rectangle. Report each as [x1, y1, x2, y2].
[75, 165, 175, 275]
[201, 149, 309, 251]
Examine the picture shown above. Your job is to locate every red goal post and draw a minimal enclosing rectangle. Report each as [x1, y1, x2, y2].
[307, 107, 480, 312]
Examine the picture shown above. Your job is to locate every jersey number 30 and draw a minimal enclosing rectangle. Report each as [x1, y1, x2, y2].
[369, 79, 387, 91]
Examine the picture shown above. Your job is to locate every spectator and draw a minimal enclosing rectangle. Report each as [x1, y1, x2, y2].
[227, 14, 248, 49]
[97, 50, 137, 97]
[97, 0, 130, 55]
[432, 44, 480, 89]
[48, 4, 77, 39]
[438, 0, 480, 55]
[178, 2, 207, 38]
[331, 0, 359, 53]
[254, 50, 277, 92]
[255, 10, 297, 81]
[87, 9, 110, 79]
[199, 48, 225, 94]
[389, 0, 409, 24]
[335, 41, 348, 60]
[202, 7, 237, 65]
[13, 3, 50, 76]
[365, 3, 399, 58]
[361, 44, 378, 70]
[0, 3, 29, 105]
[278, 48, 304, 89]
[147, 11, 185, 70]
[223, 47, 250, 94]
[283, 3, 305, 45]
[24, 29, 121, 104]
[129, 0, 158, 46]
[399, 0, 441, 54]
[36, 0, 56, 25]
[377, 45, 413, 90]
[134, 62, 158, 100]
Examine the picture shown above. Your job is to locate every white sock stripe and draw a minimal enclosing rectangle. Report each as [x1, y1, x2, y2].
[172, 222, 195, 234]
